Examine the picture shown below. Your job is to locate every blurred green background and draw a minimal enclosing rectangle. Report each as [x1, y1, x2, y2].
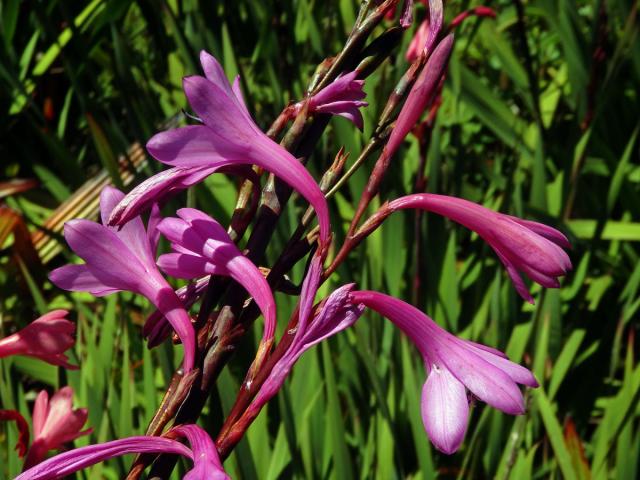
[1, 0, 639, 478]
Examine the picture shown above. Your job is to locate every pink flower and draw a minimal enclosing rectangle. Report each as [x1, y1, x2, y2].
[155, 208, 277, 342]
[248, 255, 364, 415]
[49, 186, 196, 372]
[405, 20, 430, 63]
[23, 387, 92, 468]
[0, 310, 76, 368]
[17, 424, 229, 480]
[388, 193, 572, 302]
[108, 51, 330, 245]
[384, 34, 453, 160]
[405, 0, 443, 62]
[350, 291, 538, 454]
[295, 71, 368, 130]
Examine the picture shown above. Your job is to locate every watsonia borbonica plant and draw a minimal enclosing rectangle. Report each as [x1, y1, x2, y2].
[5, 0, 574, 478]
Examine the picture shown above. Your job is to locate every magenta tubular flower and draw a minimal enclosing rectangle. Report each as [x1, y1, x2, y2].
[295, 71, 368, 130]
[388, 193, 572, 302]
[144, 275, 210, 348]
[350, 291, 538, 454]
[0, 409, 30, 457]
[384, 33, 453, 160]
[49, 186, 196, 372]
[155, 208, 276, 342]
[108, 51, 330, 245]
[16, 424, 229, 480]
[0, 310, 76, 368]
[172, 425, 229, 480]
[248, 256, 364, 414]
[23, 387, 92, 468]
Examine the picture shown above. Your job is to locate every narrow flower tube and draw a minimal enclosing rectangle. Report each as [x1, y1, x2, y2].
[350, 291, 538, 454]
[295, 71, 368, 129]
[0, 310, 76, 368]
[49, 186, 196, 372]
[383, 33, 453, 160]
[108, 51, 330, 245]
[17, 424, 228, 480]
[387, 193, 572, 302]
[156, 208, 277, 342]
[144, 276, 210, 347]
[23, 387, 92, 468]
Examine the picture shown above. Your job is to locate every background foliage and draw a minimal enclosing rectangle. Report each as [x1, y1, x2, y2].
[1, 0, 639, 478]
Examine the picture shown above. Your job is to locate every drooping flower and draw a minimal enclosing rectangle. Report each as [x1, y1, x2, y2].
[144, 275, 210, 348]
[384, 33, 453, 160]
[23, 387, 92, 468]
[295, 71, 368, 130]
[387, 193, 572, 302]
[172, 424, 229, 480]
[247, 256, 364, 415]
[16, 424, 229, 480]
[0, 310, 76, 368]
[0, 409, 30, 457]
[349, 291, 538, 454]
[49, 186, 196, 372]
[108, 51, 330, 245]
[155, 208, 276, 342]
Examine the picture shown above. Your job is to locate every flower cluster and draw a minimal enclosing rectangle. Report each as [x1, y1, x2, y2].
[8, 3, 574, 477]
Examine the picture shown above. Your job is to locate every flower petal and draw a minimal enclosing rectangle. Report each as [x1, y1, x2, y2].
[464, 342, 538, 387]
[62, 220, 147, 294]
[421, 364, 469, 454]
[49, 264, 122, 297]
[300, 283, 364, 350]
[493, 248, 534, 303]
[157, 252, 222, 279]
[107, 165, 217, 226]
[147, 125, 244, 168]
[508, 217, 571, 249]
[436, 337, 526, 415]
[99, 187, 156, 268]
[32, 390, 49, 439]
[148, 203, 163, 257]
